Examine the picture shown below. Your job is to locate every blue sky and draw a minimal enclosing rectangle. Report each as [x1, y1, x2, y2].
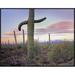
[1, 9, 74, 43]
[1, 9, 74, 34]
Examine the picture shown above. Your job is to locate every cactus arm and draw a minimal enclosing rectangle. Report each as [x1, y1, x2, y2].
[18, 20, 28, 31]
[18, 17, 46, 31]
[34, 17, 46, 23]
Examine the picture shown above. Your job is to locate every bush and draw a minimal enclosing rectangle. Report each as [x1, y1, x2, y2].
[48, 41, 74, 64]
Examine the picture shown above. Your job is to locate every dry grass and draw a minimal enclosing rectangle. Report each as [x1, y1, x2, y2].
[0, 41, 74, 66]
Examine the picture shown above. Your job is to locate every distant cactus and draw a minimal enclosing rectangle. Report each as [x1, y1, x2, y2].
[49, 33, 50, 48]
[18, 9, 46, 60]
[13, 31, 17, 49]
[8, 40, 10, 46]
[22, 29, 25, 45]
[7, 40, 10, 48]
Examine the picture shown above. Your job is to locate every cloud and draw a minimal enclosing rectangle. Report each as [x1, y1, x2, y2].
[4, 27, 27, 36]
[35, 28, 47, 34]
[35, 21, 74, 34]
[4, 21, 74, 36]
[47, 21, 74, 33]
[48, 21, 73, 29]
[4, 31, 23, 36]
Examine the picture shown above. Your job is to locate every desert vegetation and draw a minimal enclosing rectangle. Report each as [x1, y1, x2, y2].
[0, 40, 74, 66]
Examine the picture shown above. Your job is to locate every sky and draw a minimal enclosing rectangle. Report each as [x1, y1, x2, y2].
[1, 9, 74, 44]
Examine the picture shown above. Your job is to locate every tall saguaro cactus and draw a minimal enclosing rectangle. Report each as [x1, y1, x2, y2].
[27, 9, 34, 59]
[18, 9, 46, 60]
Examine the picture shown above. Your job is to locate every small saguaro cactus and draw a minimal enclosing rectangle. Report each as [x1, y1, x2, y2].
[8, 40, 10, 46]
[7, 40, 10, 48]
[48, 33, 50, 48]
[22, 30, 25, 45]
[18, 9, 46, 60]
[13, 31, 17, 49]
[22, 29, 25, 47]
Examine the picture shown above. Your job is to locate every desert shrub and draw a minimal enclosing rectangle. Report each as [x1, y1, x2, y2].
[48, 41, 74, 63]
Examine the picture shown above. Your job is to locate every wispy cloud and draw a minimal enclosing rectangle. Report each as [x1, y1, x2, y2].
[4, 28, 27, 36]
[4, 21, 74, 36]
[47, 21, 73, 33]
[4, 31, 22, 36]
[35, 21, 74, 34]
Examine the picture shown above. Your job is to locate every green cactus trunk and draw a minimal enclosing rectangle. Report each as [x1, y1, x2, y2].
[27, 9, 35, 59]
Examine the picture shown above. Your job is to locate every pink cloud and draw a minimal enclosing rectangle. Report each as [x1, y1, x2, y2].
[47, 21, 74, 33]
[4, 21, 74, 36]
[53, 22, 72, 28]
[35, 21, 74, 34]
[48, 21, 73, 30]
[35, 28, 47, 32]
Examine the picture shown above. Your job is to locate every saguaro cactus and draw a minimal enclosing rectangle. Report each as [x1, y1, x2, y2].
[22, 29, 27, 53]
[13, 31, 17, 49]
[7, 40, 10, 48]
[8, 40, 10, 45]
[18, 9, 46, 60]
[22, 29, 25, 46]
[49, 33, 50, 48]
